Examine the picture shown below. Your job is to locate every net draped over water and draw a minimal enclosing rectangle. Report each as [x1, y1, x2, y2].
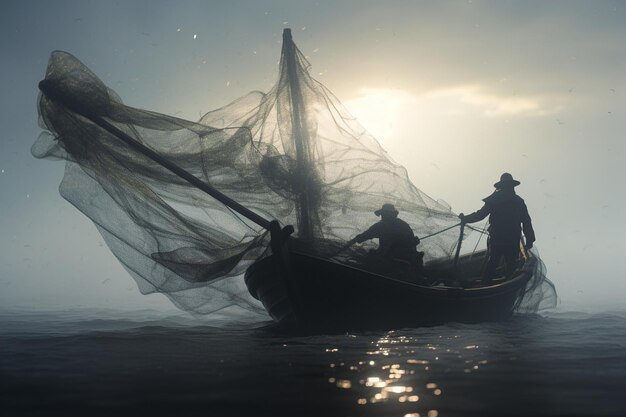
[33, 34, 555, 316]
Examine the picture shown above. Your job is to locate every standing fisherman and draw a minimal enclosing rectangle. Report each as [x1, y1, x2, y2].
[459, 173, 535, 282]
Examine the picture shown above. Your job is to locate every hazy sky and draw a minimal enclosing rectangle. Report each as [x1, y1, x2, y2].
[1, 0, 624, 312]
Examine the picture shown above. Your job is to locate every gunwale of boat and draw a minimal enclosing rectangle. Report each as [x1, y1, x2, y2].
[295, 248, 530, 290]
[246, 246, 534, 301]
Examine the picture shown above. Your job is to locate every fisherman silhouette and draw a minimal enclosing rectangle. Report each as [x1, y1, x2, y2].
[459, 173, 535, 283]
[347, 203, 422, 267]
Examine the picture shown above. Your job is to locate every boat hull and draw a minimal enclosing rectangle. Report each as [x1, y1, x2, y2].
[245, 248, 534, 330]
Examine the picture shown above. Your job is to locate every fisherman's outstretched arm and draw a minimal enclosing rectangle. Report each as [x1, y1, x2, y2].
[460, 205, 490, 224]
[349, 223, 381, 244]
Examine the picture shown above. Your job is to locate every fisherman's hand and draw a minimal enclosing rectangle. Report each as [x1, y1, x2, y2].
[458, 213, 466, 223]
[348, 234, 365, 246]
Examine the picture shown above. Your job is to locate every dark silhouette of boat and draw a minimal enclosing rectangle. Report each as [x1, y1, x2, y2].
[244, 222, 536, 330]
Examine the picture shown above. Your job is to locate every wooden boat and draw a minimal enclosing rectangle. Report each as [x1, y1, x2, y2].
[37, 29, 540, 331]
[244, 222, 535, 331]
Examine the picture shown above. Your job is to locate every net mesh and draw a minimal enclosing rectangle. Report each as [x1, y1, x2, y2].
[32, 33, 555, 316]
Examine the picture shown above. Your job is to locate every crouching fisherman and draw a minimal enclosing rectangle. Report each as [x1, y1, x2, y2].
[347, 204, 423, 269]
[459, 173, 535, 283]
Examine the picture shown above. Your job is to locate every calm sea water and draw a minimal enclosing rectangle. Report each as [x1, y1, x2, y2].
[1, 308, 625, 417]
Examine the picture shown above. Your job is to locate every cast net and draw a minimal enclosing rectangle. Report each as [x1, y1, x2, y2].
[32, 30, 555, 316]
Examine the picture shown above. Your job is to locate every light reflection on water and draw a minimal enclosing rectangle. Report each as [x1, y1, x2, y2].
[321, 331, 488, 416]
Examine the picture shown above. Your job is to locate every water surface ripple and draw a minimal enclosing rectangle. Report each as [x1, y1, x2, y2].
[1, 309, 625, 416]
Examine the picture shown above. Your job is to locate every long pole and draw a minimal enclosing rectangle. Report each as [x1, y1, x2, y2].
[282, 28, 316, 240]
[453, 222, 465, 269]
[39, 80, 272, 231]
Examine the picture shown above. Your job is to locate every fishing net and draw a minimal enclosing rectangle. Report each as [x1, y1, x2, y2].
[32, 31, 555, 316]
[515, 248, 558, 313]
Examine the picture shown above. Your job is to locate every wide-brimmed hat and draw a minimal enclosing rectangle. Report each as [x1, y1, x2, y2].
[375, 203, 399, 216]
[494, 173, 521, 189]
